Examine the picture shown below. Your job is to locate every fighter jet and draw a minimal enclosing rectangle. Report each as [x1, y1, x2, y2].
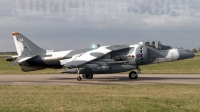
[6, 32, 195, 81]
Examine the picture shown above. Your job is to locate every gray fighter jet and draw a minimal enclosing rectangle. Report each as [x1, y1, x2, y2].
[6, 32, 194, 81]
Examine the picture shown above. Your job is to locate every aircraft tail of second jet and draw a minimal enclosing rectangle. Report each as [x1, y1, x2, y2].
[12, 32, 46, 56]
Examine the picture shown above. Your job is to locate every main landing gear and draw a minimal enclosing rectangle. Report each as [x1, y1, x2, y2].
[82, 74, 93, 79]
[77, 74, 94, 81]
[76, 68, 94, 81]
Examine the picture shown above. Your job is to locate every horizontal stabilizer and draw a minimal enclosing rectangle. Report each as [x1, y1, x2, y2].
[11, 55, 37, 66]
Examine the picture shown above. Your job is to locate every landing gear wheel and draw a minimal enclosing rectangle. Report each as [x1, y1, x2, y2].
[77, 76, 82, 81]
[83, 74, 93, 79]
[129, 71, 138, 79]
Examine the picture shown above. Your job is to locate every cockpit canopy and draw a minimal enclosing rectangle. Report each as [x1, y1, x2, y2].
[145, 41, 172, 50]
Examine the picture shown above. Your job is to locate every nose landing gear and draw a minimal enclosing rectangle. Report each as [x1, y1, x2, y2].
[129, 67, 141, 79]
[76, 68, 94, 81]
[129, 71, 138, 79]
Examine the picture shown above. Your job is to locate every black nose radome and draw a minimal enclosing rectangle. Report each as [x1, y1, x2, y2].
[178, 50, 195, 60]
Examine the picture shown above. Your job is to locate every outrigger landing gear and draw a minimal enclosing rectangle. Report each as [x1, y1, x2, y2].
[77, 76, 82, 81]
[137, 66, 141, 74]
[76, 68, 82, 81]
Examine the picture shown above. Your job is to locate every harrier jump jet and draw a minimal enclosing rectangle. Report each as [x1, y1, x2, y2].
[6, 32, 195, 81]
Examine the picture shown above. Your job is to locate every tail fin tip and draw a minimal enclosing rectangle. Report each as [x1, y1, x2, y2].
[12, 32, 19, 36]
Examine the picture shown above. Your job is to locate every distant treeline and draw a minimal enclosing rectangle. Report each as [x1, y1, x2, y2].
[0, 52, 17, 55]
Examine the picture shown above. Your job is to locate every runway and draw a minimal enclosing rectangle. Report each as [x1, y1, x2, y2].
[0, 74, 200, 85]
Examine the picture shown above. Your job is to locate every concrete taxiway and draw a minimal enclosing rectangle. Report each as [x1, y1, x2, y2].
[0, 74, 200, 85]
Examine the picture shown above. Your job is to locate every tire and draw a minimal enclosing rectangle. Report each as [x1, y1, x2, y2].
[83, 74, 93, 79]
[77, 77, 82, 81]
[129, 71, 138, 79]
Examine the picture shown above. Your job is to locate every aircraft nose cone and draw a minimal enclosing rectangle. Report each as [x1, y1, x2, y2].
[178, 50, 195, 60]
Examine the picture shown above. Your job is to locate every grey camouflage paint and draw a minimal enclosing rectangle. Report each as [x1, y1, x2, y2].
[9, 32, 195, 73]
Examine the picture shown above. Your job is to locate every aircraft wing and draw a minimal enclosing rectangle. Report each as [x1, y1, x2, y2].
[64, 45, 129, 68]
[11, 55, 37, 66]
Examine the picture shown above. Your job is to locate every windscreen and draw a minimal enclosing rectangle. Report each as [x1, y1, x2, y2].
[157, 41, 172, 50]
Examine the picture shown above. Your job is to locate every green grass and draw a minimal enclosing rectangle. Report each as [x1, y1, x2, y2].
[0, 85, 200, 112]
[140, 56, 200, 74]
[0, 55, 200, 112]
[0, 56, 200, 74]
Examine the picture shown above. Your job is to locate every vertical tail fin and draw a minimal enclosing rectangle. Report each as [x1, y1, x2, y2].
[12, 32, 46, 56]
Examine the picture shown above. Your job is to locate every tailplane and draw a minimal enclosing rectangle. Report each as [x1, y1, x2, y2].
[12, 32, 46, 56]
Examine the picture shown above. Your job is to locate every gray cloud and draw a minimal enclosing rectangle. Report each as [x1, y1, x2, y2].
[0, 0, 200, 52]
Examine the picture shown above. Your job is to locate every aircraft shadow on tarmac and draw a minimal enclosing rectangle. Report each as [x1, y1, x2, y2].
[48, 76, 200, 82]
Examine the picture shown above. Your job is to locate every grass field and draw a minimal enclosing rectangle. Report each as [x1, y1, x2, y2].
[140, 56, 200, 74]
[0, 55, 200, 112]
[0, 55, 200, 74]
[0, 85, 200, 112]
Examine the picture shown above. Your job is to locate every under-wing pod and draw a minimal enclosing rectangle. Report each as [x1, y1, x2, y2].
[61, 68, 92, 74]
[61, 65, 136, 74]
[61, 66, 110, 74]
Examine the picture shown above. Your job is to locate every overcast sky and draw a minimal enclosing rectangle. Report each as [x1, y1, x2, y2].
[0, 0, 200, 52]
